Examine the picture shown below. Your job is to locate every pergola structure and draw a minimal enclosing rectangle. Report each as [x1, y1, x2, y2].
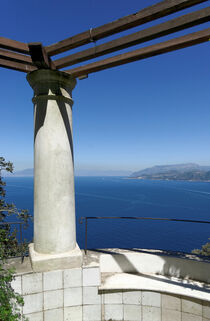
[1, 0, 209, 271]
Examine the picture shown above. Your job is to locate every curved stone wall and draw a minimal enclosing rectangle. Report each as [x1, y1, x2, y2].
[11, 263, 210, 321]
[100, 289, 210, 321]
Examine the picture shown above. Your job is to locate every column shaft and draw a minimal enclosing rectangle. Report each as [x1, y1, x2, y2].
[27, 69, 77, 255]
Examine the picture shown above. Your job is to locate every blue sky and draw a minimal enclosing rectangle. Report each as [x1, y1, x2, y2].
[1, 0, 210, 174]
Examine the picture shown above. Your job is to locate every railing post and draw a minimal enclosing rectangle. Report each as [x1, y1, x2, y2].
[19, 223, 24, 263]
[85, 217, 88, 254]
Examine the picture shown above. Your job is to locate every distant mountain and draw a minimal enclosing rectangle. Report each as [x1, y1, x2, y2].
[4, 168, 131, 177]
[6, 168, 34, 177]
[130, 163, 210, 181]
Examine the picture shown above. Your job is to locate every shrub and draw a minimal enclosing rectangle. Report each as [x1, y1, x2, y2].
[0, 157, 30, 320]
[192, 238, 210, 257]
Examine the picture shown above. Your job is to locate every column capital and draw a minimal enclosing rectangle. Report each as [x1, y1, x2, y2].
[27, 69, 77, 103]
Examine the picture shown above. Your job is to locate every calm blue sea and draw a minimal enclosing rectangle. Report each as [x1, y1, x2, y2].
[4, 176, 210, 253]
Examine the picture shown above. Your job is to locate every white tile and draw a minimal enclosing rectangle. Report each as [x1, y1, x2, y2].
[124, 304, 141, 321]
[23, 293, 43, 314]
[142, 306, 161, 321]
[182, 298, 202, 316]
[142, 291, 161, 307]
[64, 268, 82, 288]
[44, 289, 63, 310]
[83, 305, 101, 321]
[105, 304, 123, 321]
[162, 294, 180, 311]
[24, 312, 43, 321]
[44, 308, 63, 321]
[43, 270, 63, 291]
[203, 302, 210, 319]
[83, 287, 101, 305]
[83, 267, 100, 286]
[104, 291, 122, 304]
[22, 273, 42, 295]
[11, 276, 22, 294]
[64, 306, 82, 321]
[162, 309, 181, 321]
[64, 287, 82, 307]
[123, 291, 141, 305]
[181, 312, 202, 321]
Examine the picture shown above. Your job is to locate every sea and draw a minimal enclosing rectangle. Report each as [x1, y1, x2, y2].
[3, 176, 210, 254]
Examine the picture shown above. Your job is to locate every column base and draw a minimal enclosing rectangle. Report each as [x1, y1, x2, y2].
[29, 243, 83, 272]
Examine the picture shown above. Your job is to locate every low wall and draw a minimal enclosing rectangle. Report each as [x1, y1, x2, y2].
[100, 249, 210, 283]
[10, 250, 210, 321]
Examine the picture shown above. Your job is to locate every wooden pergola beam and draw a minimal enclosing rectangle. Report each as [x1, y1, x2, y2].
[0, 49, 33, 65]
[66, 28, 210, 77]
[28, 43, 56, 69]
[0, 58, 36, 73]
[0, 37, 29, 54]
[54, 6, 210, 69]
[46, 0, 208, 56]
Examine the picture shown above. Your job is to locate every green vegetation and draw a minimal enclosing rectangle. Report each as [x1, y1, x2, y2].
[0, 157, 30, 321]
[0, 266, 26, 321]
[192, 239, 210, 257]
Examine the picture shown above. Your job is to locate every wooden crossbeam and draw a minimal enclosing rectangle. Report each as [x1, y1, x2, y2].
[65, 28, 210, 78]
[0, 37, 29, 54]
[46, 0, 208, 56]
[0, 49, 33, 65]
[28, 43, 56, 69]
[0, 58, 36, 73]
[54, 7, 210, 69]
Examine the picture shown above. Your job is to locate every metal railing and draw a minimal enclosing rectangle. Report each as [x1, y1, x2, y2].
[79, 216, 210, 254]
[0, 221, 25, 262]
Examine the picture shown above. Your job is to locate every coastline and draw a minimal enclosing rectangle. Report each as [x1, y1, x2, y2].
[126, 177, 210, 182]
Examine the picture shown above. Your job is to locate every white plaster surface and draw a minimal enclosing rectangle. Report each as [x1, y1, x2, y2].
[44, 289, 63, 310]
[44, 308, 63, 321]
[100, 272, 210, 302]
[83, 305, 101, 321]
[142, 306, 161, 321]
[83, 267, 101, 286]
[103, 291, 123, 304]
[100, 252, 210, 283]
[11, 275, 22, 294]
[161, 293, 181, 311]
[64, 268, 82, 288]
[124, 304, 141, 320]
[182, 297, 202, 315]
[22, 272, 42, 295]
[23, 293, 43, 314]
[203, 302, 210, 319]
[29, 242, 82, 272]
[104, 304, 123, 320]
[25, 312, 43, 321]
[123, 290, 142, 305]
[181, 312, 202, 321]
[43, 270, 63, 291]
[64, 306, 83, 321]
[11, 250, 210, 321]
[83, 286, 101, 305]
[64, 287, 82, 307]
[162, 309, 181, 321]
[142, 291, 161, 307]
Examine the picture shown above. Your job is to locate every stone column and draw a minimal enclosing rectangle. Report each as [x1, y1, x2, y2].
[27, 69, 82, 271]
